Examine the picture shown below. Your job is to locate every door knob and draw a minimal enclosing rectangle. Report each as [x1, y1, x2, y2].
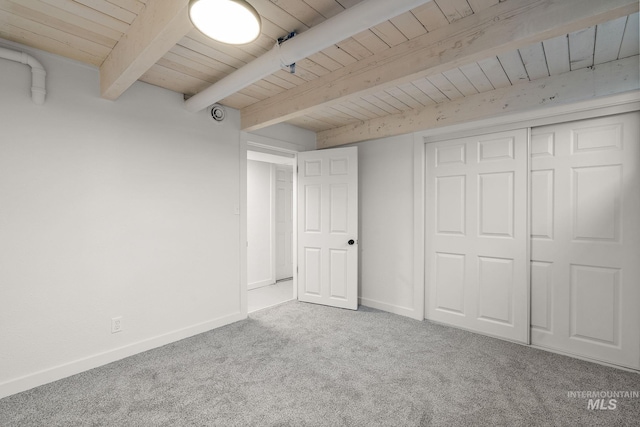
[348, 239, 355, 245]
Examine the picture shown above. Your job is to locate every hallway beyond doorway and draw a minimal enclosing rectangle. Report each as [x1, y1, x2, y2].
[248, 280, 294, 313]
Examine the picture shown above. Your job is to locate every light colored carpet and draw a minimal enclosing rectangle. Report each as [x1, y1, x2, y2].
[1, 301, 639, 426]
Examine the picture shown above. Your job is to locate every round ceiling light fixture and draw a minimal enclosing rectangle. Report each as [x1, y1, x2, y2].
[188, 0, 261, 45]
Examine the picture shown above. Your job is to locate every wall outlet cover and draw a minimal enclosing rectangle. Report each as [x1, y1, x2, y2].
[111, 317, 123, 334]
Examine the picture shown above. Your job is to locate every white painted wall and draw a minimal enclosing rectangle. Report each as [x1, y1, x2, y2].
[249, 123, 316, 151]
[0, 40, 312, 399]
[247, 160, 274, 289]
[275, 165, 294, 281]
[354, 134, 418, 317]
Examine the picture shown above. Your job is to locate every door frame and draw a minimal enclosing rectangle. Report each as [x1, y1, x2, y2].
[240, 133, 302, 316]
[413, 92, 640, 322]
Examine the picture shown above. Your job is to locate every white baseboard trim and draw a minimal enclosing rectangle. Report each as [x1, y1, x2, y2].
[529, 345, 640, 373]
[248, 279, 275, 290]
[0, 311, 246, 400]
[359, 297, 421, 320]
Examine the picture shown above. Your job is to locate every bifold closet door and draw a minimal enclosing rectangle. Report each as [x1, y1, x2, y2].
[530, 112, 640, 369]
[425, 129, 529, 344]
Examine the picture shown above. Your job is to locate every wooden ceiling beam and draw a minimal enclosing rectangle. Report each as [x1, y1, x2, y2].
[316, 56, 640, 147]
[100, 0, 193, 100]
[241, 0, 638, 131]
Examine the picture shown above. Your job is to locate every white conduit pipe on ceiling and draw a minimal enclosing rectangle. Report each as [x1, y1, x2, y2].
[184, 0, 432, 112]
[0, 46, 47, 105]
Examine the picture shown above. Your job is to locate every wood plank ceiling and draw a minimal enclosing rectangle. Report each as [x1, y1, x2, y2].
[1, 0, 638, 146]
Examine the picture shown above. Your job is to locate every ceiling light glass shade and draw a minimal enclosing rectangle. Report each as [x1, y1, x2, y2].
[188, 0, 261, 45]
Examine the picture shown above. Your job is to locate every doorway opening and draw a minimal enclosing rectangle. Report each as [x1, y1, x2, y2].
[246, 147, 295, 313]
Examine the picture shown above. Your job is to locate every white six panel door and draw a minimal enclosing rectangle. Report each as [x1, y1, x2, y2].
[425, 130, 529, 343]
[531, 112, 640, 369]
[297, 147, 358, 310]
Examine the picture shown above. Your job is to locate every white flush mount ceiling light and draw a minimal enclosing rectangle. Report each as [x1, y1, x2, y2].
[188, 0, 261, 44]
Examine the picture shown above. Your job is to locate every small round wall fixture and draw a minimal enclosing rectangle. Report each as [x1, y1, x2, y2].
[188, 0, 261, 45]
[210, 104, 226, 123]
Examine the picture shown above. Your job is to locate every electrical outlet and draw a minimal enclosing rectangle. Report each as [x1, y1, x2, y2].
[111, 317, 122, 334]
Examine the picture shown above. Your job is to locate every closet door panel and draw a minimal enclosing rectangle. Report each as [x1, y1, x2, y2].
[531, 112, 640, 369]
[425, 129, 529, 343]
